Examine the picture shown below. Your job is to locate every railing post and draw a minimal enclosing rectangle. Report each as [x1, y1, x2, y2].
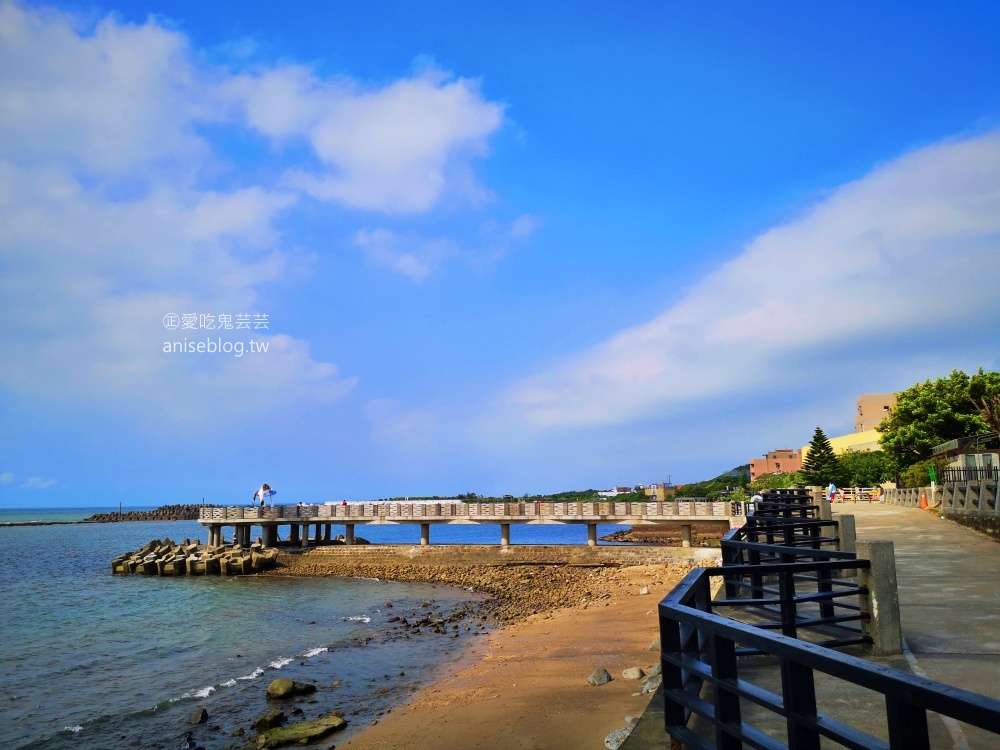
[709, 634, 742, 750]
[659, 611, 687, 734]
[836, 513, 856, 555]
[857, 540, 902, 656]
[885, 695, 930, 750]
[780, 659, 820, 750]
[778, 570, 798, 639]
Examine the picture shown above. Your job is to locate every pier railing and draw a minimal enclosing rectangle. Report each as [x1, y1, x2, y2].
[658, 488, 1000, 748]
[199, 500, 739, 522]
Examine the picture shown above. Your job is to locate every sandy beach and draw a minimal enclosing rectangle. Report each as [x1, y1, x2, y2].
[273, 554, 700, 749]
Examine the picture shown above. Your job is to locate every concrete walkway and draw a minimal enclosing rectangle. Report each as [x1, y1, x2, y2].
[848, 501, 1000, 749]
[624, 504, 1000, 749]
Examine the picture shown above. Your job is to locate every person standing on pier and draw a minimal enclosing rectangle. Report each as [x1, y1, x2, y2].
[255, 483, 275, 509]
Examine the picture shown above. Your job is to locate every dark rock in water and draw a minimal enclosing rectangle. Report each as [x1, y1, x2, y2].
[232, 727, 245, 736]
[253, 709, 286, 731]
[588, 668, 612, 686]
[256, 711, 347, 748]
[188, 707, 208, 724]
[266, 679, 317, 699]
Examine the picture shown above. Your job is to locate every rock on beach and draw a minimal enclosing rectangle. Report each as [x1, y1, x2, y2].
[588, 668, 612, 686]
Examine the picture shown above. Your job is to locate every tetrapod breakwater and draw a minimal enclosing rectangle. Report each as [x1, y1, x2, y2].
[111, 536, 279, 576]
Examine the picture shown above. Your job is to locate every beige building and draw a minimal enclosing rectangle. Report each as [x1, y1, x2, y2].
[801, 429, 882, 460]
[749, 449, 802, 481]
[855, 394, 897, 432]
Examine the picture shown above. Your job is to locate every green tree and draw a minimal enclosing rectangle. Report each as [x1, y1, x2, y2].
[969, 368, 1000, 435]
[838, 450, 893, 487]
[877, 370, 989, 473]
[748, 472, 801, 491]
[800, 427, 844, 486]
[900, 456, 950, 488]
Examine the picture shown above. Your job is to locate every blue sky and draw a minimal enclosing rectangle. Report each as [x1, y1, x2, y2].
[2, 1, 1000, 506]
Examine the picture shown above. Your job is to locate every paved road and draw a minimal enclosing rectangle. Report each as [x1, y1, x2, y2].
[849, 501, 1000, 749]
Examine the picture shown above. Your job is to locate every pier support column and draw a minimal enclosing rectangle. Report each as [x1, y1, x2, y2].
[587, 524, 597, 547]
[289, 524, 299, 545]
[681, 524, 692, 548]
[500, 523, 510, 547]
[262, 525, 276, 548]
[346, 525, 355, 545]
[300, 524, 309, 548]
[324, 524, 332, 542]
[420, 523, 430, 546]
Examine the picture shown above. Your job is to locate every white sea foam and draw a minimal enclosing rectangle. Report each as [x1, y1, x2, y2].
[221, 679, 237, 687]
[269, 657, 293, 669]
[63, 726, 83, 733]
[238, 668, 264, 681]
[342, 615, 371, 623]
[185, 686, 216, 699]
[302, 647, 328, 658]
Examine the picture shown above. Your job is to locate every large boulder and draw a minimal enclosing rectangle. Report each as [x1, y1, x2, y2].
[266, 679, 317, 699]
[188, 707, 208, 724]
[256, 712, 346, 748]
[253, 709, 286, 731]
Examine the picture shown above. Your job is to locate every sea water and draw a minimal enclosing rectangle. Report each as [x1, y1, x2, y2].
[0, 508, 622, 749]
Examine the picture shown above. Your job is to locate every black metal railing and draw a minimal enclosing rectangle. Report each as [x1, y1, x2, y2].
[658, 488, 1000, 748]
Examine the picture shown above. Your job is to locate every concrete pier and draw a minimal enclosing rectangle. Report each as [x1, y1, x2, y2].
[197, 500, 740, 550]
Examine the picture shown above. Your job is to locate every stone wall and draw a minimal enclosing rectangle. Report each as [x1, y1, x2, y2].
[293, 543, 720, 567]
[885, 481, 1000, 516]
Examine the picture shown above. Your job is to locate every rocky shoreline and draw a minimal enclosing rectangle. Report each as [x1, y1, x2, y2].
[265, 552, 695, 625]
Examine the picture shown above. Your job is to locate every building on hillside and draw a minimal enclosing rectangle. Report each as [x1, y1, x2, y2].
[643, 483, 673, 500]
[801, 429, 882, 460]
[855, 394, 897, 432]
[597, 486, 634, 498]
[749, 449, 802, 481]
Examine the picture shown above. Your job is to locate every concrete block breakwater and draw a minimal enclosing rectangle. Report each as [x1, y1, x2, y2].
[111, 537, 278, 576]
[86, 503, 211, 523]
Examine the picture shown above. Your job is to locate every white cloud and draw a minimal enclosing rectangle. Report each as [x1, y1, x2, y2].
[0, 4, 355, 427]
[20, 477, 56, 489]
[353, 228, 456, 282]
[507, 130, 1000, 428]
[0, 2, 212, 175]
[0, 3, 507, 430]
[0, 472, 13, 484]
[507, 214, 540, 240]
[231, 65, 505, 213]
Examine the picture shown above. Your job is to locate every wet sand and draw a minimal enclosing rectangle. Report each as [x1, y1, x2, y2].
[334, 563, 694, 750]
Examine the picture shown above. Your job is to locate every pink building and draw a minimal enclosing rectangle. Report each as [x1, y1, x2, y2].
[749, 449, 802, 481]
